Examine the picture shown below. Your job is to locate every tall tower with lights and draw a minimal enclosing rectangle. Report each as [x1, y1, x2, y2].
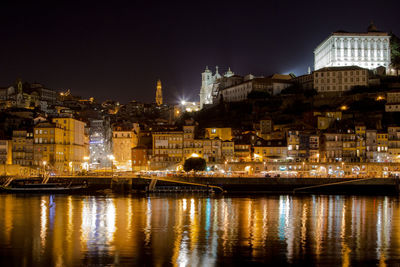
[156, 79, 163, 106]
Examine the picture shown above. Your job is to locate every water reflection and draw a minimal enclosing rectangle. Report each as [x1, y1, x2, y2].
[0, 194, 400, 266]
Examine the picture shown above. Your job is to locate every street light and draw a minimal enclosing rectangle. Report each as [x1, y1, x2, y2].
[107, 155, 115, 176]
[42, 161, 47, 177]
[83, 156, 90, 172]
[69, 161, 73, 176]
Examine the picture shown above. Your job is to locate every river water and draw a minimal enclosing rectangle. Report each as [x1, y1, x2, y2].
[0, 194, 399, 266]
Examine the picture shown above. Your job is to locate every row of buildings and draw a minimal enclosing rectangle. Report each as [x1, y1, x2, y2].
[199, 23, 398, 108]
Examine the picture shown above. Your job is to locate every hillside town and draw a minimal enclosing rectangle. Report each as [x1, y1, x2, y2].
[1, 22, 400, 178]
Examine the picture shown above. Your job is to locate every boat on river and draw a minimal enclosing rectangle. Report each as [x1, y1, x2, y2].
[0, 179, 88, 193]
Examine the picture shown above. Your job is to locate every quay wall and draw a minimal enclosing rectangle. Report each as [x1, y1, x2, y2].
[1, 176, 398, 194]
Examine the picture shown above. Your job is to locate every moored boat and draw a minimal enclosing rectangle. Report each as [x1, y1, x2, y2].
[0, 179, 88, 193]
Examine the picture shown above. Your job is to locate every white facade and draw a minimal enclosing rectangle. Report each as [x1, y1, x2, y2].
[314, 30, 390, 71]
[219, 78, 292, 102]
[199, 66, 234, 109]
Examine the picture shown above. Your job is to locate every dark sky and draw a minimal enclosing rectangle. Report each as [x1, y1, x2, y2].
[0, 0, 399, 103]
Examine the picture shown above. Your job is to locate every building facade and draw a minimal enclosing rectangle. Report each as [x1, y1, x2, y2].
[313, 66, 369, 93]
[314, 23, 391, 71]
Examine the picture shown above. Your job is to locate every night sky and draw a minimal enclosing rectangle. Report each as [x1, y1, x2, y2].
[0, 0, 399, 103]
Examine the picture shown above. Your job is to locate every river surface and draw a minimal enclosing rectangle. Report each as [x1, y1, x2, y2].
[0, 194, 400, 266]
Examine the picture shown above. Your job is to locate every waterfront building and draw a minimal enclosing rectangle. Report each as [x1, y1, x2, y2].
[131, 131, 152, 171]
[253, 139, 287, 162]
[320, 133, 343, 162]
[12, 130, 34, 166]
[355, 125, 366, 160]
[33, 122, 65, 172]
[222, 141, 235, 161]
[377, 132, 389, 162]
[51, 117, 86, 172]
[342, 131, 357, 162]
[155, 79, 163, 106]
[287, 130, 300, 160]
[0, 140, 12, 165]
[89, 119, 112, 169]
[152, 131, 184, 169]
[309, 135, 320, 162]
[314, 23, 391, 71]
[112, 123, 139, 170]
[366, 129, 378, 162]
[313, 66, 369, 93]
[387, 126, 400, 161]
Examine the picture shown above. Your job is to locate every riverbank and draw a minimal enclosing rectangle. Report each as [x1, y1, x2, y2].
[1, 176, 399, 195]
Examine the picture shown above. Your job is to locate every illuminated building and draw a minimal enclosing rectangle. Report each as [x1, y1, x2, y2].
[387, 126, 400, 161]
[376, 132, 388, 162]
[112, 123, 139, 170]
[0, 140, 12, 165]
[33, 121, 65, 172]
[89, 119, 112, 169]
[199, 66, 234, 109]
[51, 117, 86, 172]
[320, 133, 343, 162]
[314, 22, 391, 72]
[355, 125, 366, 160]
[152, 131, 184, 169]
[205, 128, 232, 141]
[156, 79, 163, 106]
[12, 130, 34, 166]
[131, 131, 152, 171]
[313, 66, 369, 93]
[366, 130, 378, 162]
[342, 131, 357, 162]
[253, 139, 287, 162]
[34, 118, 86, 173]
[218, 75, 292, 103]
[221, 141, 234, 161]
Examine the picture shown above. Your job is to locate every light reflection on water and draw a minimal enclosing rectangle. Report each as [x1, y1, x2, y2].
[0, 194, 400, 265]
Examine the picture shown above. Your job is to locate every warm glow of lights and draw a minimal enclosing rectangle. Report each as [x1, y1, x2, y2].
[190, 153, 200, 158]
[254, 153, 262, 159]
[40, 197, 47, 249]
[340, 105, 348, 111]
[182, 199, 187, 211]
[376, 96, 385, 101]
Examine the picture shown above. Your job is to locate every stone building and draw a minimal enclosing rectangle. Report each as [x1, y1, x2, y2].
[314, 22, 391, 72]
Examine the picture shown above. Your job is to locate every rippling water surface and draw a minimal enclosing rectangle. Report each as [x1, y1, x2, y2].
[0, 194, 400, 266]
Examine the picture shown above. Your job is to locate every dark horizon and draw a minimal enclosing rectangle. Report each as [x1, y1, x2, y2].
[0, 0, 399, 104]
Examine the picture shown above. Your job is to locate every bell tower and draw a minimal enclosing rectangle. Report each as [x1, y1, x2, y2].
[156, 79, 163, 106]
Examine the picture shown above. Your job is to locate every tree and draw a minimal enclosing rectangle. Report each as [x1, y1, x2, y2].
[391, 33, 400, 76]
[183, 157, 206, 172]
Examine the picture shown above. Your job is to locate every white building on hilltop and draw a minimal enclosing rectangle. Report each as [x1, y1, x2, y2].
[314, 22, 391, 72]
[199, 66, 234, 109]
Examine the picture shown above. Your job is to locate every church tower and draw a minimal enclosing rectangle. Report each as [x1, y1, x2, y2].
[156, 79, 163, 106]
